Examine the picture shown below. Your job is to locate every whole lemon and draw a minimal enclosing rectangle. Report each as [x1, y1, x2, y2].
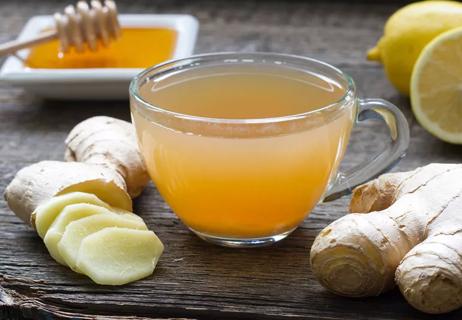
[367, 1, 462, 95]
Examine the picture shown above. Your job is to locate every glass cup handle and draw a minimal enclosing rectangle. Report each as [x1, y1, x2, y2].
[323, 98, 410, 202]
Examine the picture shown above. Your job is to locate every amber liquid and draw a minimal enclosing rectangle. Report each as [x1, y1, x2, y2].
[25, 28, 177, 68]
[132, 64, 354, 238]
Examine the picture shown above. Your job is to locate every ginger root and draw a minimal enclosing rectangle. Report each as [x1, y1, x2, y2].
[5, 116, 149, 228]
[77, 228, 163, 285]
[310, 163, 462, 314]
[4, 116, 163, 285]
[58, 210, 148, 270]
[43, 201, 113, 265]
[65, 116, 149, 198]
[5, 161, 131, 227]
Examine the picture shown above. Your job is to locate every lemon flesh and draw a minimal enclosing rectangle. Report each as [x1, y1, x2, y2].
[411, 27, 462, 144]
[368, 1, 462, 95]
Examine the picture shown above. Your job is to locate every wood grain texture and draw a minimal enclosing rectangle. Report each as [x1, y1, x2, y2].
[1, 0, 462, 319]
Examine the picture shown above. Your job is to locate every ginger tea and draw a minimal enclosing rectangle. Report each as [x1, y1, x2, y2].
[131, 63, 354, 239]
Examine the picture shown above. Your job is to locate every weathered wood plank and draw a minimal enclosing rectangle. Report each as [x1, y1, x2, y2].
[1, 0, 462, 319]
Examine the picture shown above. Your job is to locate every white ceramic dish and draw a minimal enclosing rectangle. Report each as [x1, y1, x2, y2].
[0, 14, 198, 99]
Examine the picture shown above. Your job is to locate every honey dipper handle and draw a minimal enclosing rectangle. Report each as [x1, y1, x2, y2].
[0, 30, 57, 57]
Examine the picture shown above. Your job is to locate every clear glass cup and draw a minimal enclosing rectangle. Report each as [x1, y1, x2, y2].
[129, 52, 409, 247]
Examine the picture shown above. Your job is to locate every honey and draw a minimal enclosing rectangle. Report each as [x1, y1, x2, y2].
[25, 28, 177, 69]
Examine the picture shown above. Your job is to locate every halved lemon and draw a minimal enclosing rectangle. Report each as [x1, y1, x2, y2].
[411, 26, 462, 144]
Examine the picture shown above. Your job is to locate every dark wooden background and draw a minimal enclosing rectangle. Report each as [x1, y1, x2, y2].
[1, 1, 462, 319]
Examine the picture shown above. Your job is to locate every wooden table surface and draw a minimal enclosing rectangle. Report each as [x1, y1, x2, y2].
[1, 1, 462, 319]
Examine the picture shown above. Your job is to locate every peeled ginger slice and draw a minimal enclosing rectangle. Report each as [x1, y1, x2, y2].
[44, 203, 113, 265]
[76, 227, 164, 285]
[34, 192, 110, 238]
[58, 213, 147, 270]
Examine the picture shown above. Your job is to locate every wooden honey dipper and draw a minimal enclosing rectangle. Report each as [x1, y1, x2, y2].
[0, 0, 120, 56]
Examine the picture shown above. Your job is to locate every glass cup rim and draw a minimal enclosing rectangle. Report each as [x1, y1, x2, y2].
[129, 52, 356, 124]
